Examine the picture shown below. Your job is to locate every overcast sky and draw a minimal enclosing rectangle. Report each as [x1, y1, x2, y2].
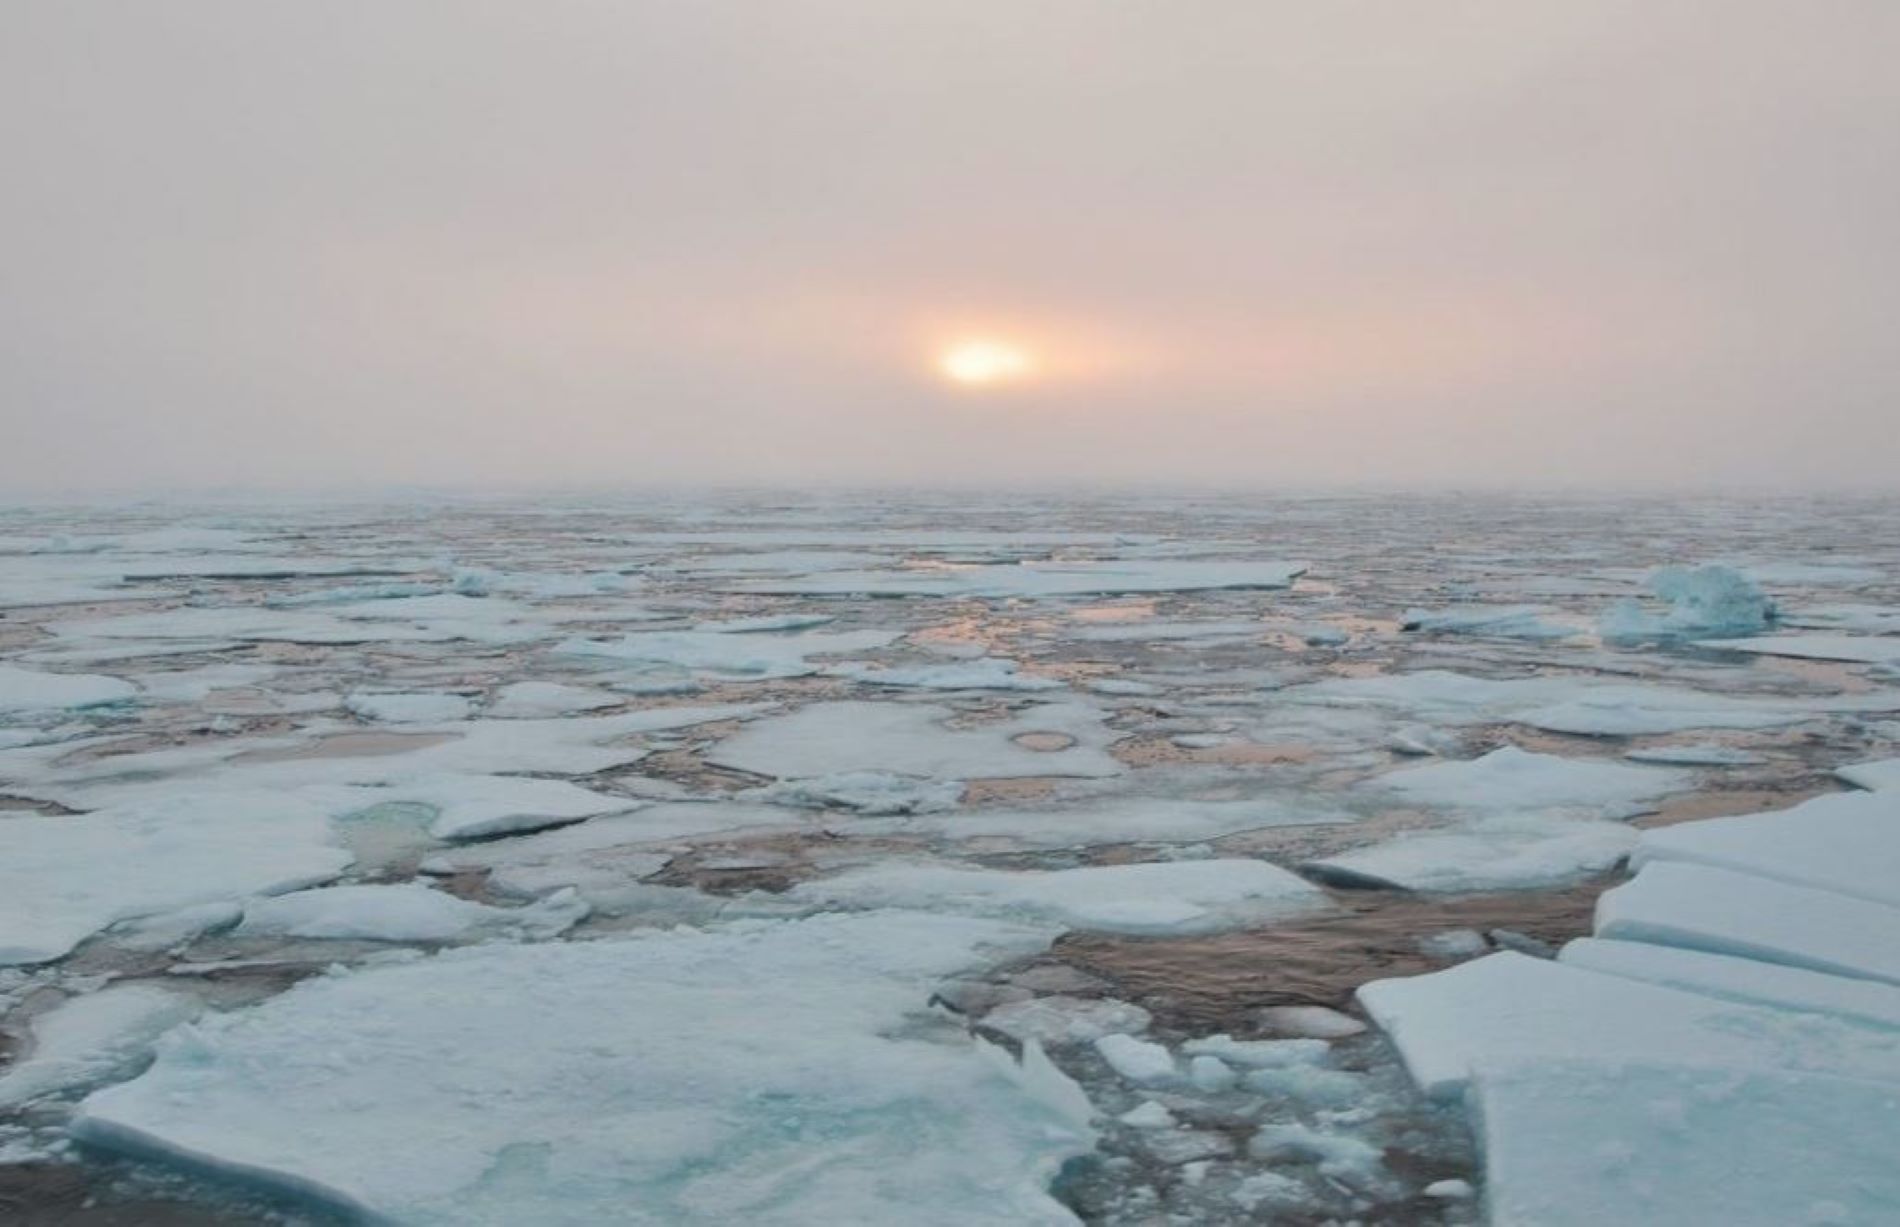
[4, 2, 1896, 494]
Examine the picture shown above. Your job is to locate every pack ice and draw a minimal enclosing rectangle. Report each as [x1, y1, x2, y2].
[74, 913, 1093, 1226]
[1357, 780, 1900, 1225]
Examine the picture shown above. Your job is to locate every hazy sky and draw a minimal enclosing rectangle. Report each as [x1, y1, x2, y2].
[4, 2, 1897, 493]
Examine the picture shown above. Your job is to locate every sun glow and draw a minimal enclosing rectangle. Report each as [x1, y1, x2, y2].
[937, 339, 1035, 386]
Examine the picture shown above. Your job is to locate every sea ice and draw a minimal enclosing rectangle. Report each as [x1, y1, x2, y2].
[857, 794, 1352, 849]
[753, 770, 965, 815]
[1302, 815, 1637, 892]
[1476, 1061, 1900, 1227]
[344, 692, 474, 724]
[1624, 744, 1765, 766]
[1599, 565, 1775, 642]
[238, 883, 587, 942]
[556, 629, 899, 679]
[0, 986, 202, 1109]
[982, 996, 1153, 1046]
[1560, 938, 1900, 1031]
[1699, 634, 1900, 665]
[708, 700, 1123, 781]
[0, 664, 137, 714]
[485, 681, 622, 718]
[1632, 789, 1900, 908]
[1595, 862, 1900, 986]
[788, 858, 1327, 936]
[74, 912, 1091, 1226]
[737, 559, 1307, 599]
[1289, 669, 1831, 737]
[1400, 605, 1574, 640]
[825, 658, 1063, 691]
[1094, 1033, 1177, 1084]
[342, 773, 637, 841]
[1369, 746, 1687, 818]
[1839, 757, 1900, 791]
[1357, 952, 1900, 1100]
[0, 792, 352, 965]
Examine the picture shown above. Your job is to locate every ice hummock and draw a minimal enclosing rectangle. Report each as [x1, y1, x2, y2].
[74, 912, 1092, 1226]
[1599, 564, 1775, 642]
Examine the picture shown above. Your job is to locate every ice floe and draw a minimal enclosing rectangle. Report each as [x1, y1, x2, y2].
[0, 664, 137, 714]
[74, 912, 1091, 1225]
[1303, 814, 1637, 892]
[557, 628, 899, 678]
[708, 700, 1123, 780]
[1560, 938, 1900, 1031]
[1633, 789, 1900, 908]
[0, 793, 351, 965]
[1477, 1061, 1900, 1227]
[237, 883, 587, 943]
[1596, 862, 1900, 985]
[788, 859, 1326, 936]
[1700, 633, 1900, 665]
[1400, 605, 1575, 640]
[825, 657, 1063, 691]
[343, 692, 473, 724]
[1369, 746, 1687, 817]
[0, 986, 203, 1109]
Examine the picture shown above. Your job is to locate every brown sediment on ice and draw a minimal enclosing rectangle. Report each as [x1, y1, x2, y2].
[1048, 878, 1608, 1033]
[960, 776, 1066, 805]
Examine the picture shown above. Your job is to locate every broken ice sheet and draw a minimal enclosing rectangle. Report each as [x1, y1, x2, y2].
[0, 792, 352, 966]
[74, 913, 1091, 1226]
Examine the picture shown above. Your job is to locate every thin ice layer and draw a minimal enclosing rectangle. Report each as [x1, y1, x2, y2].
[74, 912, 1090, 1226]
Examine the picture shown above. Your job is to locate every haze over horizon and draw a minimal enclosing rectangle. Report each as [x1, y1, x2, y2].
[5, 2, 1897, 495]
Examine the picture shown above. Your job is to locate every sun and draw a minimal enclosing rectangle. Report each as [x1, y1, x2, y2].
[937, 339, 1035, 387]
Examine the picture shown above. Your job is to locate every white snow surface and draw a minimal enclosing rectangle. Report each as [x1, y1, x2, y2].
[1560, 938, 1900, 1032]
[0, 986, 202, 1109]
[0, 792, 352, 965]
[1369, 746, 1687, 817]
[74, 912, 1092, 1226]
[0, 664, 137, 713]
[1596, 862, 1900, 986]
[1479, 1061, 1900, 1227]
[1632, 789, 1900, 908]
[788, 858, 1326, 935]
[708, 700, 1123, 781]
[238, 883, 586, 942]
[1303, 814, 1637, 893]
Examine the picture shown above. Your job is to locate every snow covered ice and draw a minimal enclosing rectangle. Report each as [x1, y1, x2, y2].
[2, 493, 1898, 1223]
